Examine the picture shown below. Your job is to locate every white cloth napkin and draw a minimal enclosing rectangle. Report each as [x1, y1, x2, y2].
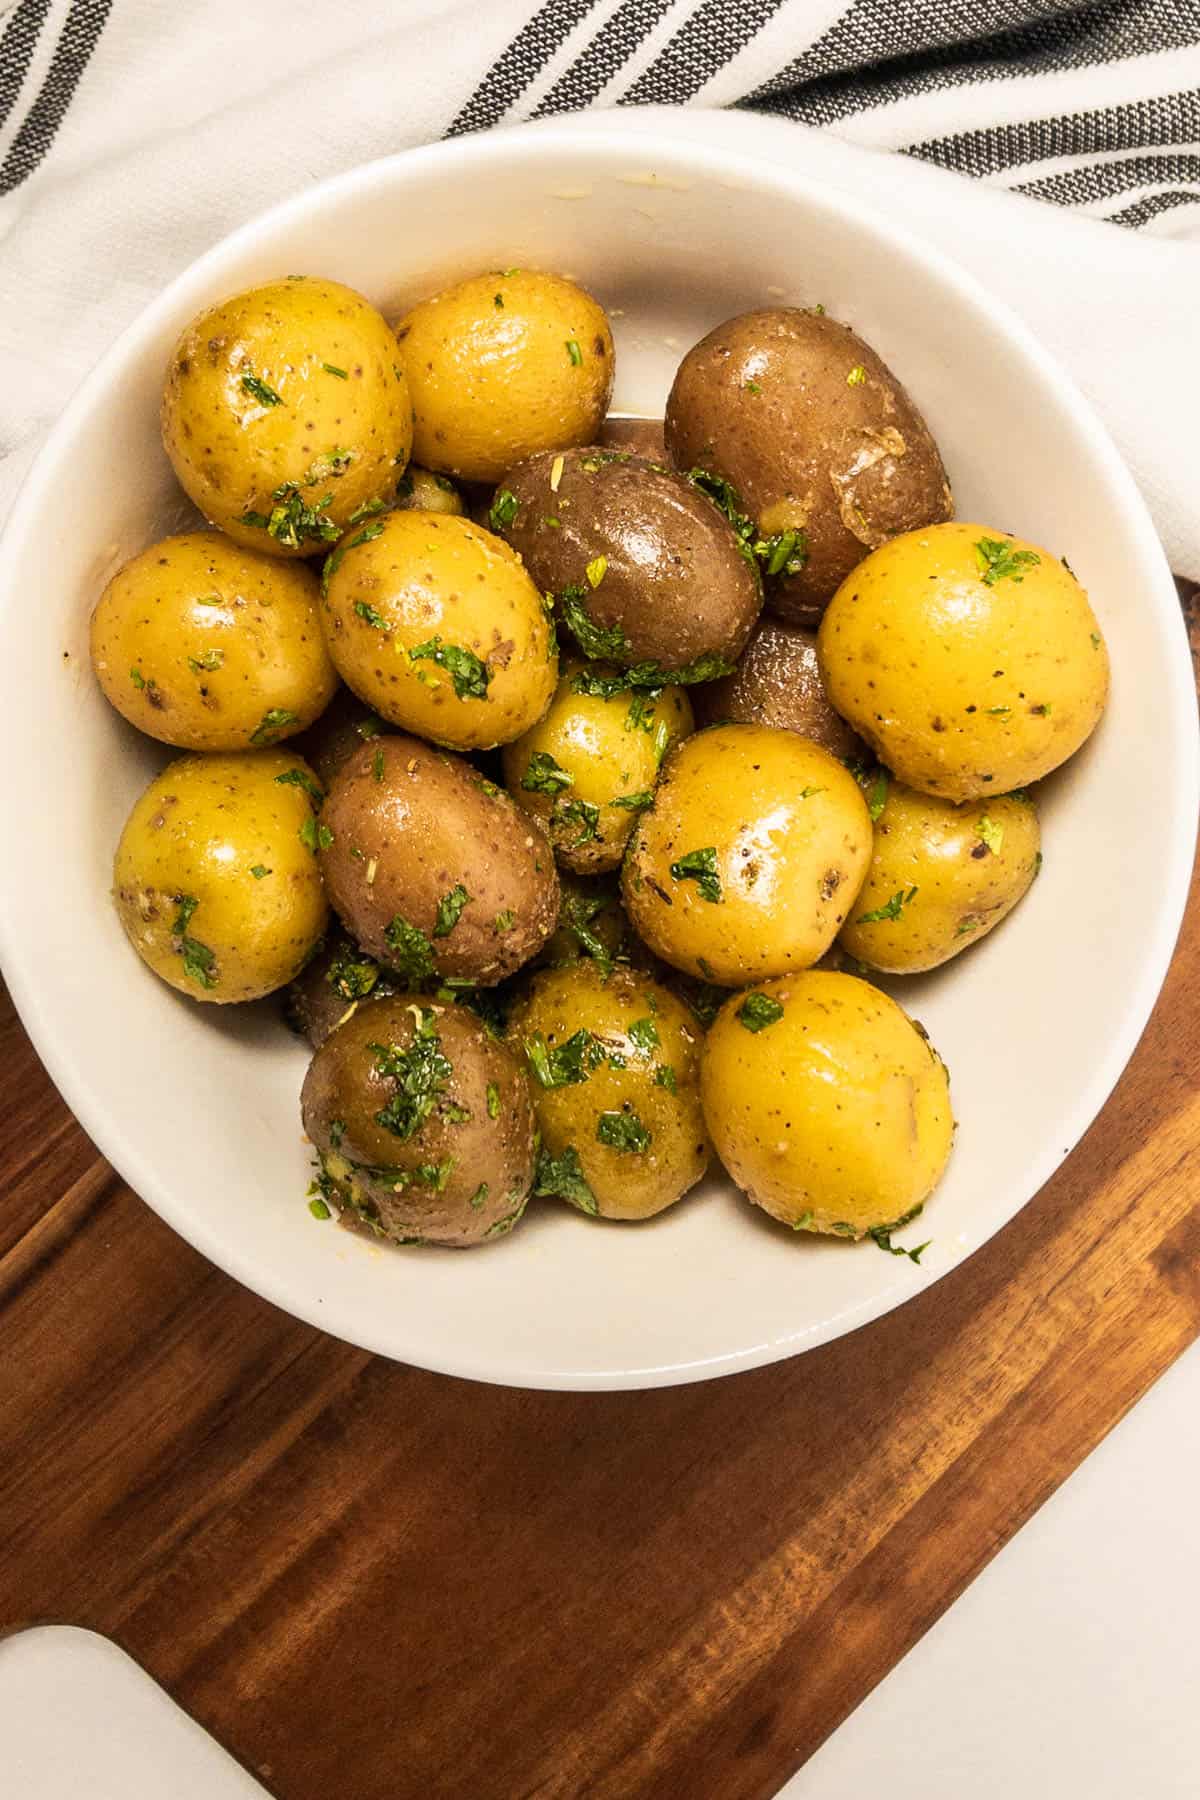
[0, 4, 1195, 577]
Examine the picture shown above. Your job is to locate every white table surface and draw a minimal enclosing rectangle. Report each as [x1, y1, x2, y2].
[780, 1338, 1200, 1798]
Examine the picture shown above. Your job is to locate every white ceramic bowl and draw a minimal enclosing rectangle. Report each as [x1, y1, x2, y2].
[0, 124, 1195, 1390]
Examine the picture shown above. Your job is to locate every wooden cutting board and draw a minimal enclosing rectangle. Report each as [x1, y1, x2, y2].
[1, 592, 1197, 1800]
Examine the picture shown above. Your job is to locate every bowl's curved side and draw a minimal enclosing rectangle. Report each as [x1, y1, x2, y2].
[0, 122, 1195, 1390]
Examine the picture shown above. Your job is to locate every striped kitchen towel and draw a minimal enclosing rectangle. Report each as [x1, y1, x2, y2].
[1, 0, 1197, 570]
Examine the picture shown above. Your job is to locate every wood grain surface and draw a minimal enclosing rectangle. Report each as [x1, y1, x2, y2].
[1, 602, 1197, 1799]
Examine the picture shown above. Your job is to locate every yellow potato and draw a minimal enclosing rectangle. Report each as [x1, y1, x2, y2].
[394, 465, 465, 515]
[161, 277, 413, 557]
[320, 508, 556, 749]
[113, 750, 329, 1003]
[501, 663, 693, 873]
[700, 971, 953, 1238]
[394, 269, 613, 482]
[90, 532, 337, 751]
[621, 724, 872, 985]
[839, 780, 1041, 972]
[818, 522, 1110, 800]
[508, 962, 710, 1220]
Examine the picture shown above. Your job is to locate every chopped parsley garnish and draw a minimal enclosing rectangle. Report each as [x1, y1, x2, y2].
[486, 1082, 501, 1120]
[240, 371, 283, 407]
[525, 1028, 606, 1090]
[533, 1145, 597, 1214]
[552, 797, 600, 846]
[250, 707, 299, 746]
[274, 766, 325, 807]
[654, 1065, 677, 1092]
[250, 864, 270, 879]
[985, 705, 1011, 717]
[596, 1110, 651, 1154]
[977, 814, 1005, 855]
[187, 648, 224, 673]
[240, 482, 339, 550]
[754, 529, 807, 578]
[687, 468, 755, 554]
[355, 600, 389, 630]
[955, 915, 983, 937]
[130, 666, 146, 689]
[383, 915, 436, 983]
[610, 790, 654, 811]
[974, 537, 1041, 586]
[433, 884, 470, 937]
[171, 894, 218, 990]
[298, 815, 334, 852]
[1090, 631, 1102, 649]
[565, 338, 583, 366]
[868, 1204, 930, 1264]
[320, 546, 346, 595]
[327, 940, 380, 1000]
[494, 292, 505, 309]
[560, 586, 629, 661]
[864, 766, 889, 822]
[346, 521, 385, 549]
[558, 890, 617, 978]
[586, 555, 608, 589]
[642, 651, 735, 687]
[521, 750, 573, 796]
[347, 496, 387, 526]
[493, 910, 515, 934]
[627, 1016, 659, 1052]
[469, 1182, 489, 1210]
[744, 379, 762, 394]
[798, 786, 826, 800]
[489, 488, 519, 530]
[409, 637, 490, 700]
[736, 993, 784, 1032]
[627, 689, 659, 730]
[846, 364, 867, 387]
[309, 1196, 332, 1220]
[371, 1009, 452, 1140]
[670, 846, 721, 904]
[1033, 850, 1044, 876]
[322, 362, 348, 378]
[856, 886, 918, 925]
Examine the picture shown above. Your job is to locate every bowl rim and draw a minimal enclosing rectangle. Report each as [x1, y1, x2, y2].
[1, 118, 1196, 1389]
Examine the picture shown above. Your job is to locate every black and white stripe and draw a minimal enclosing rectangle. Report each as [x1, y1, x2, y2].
[2, 0, 1198, 233]
[0, 0, 113, 196]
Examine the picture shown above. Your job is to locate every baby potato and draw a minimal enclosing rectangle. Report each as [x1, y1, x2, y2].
[113, 749, 329, 1003]
[394, 465, 466, 515]
[321, 509, 556, 750]
[493, 448, 762, 674]
[161, 277, 413, 557]
[818, 522, 1110, 800]
[621, 724, 872, 985]
[700, 972, 953, 1238]
[691, 617, 865, 761]
[394, 269, 613, 482]
[90, 532, 337, 751]
[285, 926, 401, 1049]
[839, 781, 1041, 973]
[319, 733, 558, 985]
[501, 663, 693, 873]
[509, 963, 710, 1221]
[665, 307, 953, 624]
[291, 685, 388, 788]
[302, 996, 535, 1247]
